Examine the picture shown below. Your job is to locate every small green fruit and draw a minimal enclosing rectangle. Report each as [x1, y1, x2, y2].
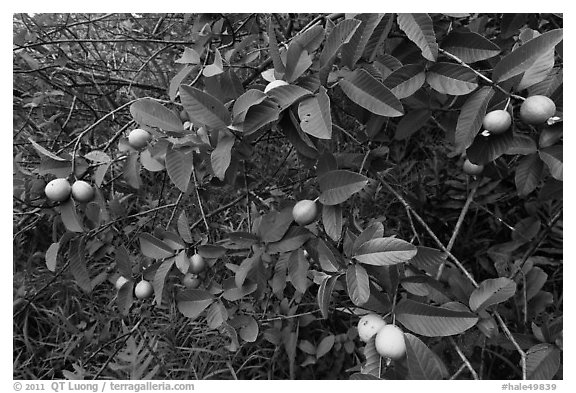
[44, 178, 72, 202]
[292, 200, 318, 226]
[482, 110, 511, 134]
[189, 253, 206, 274]
[520, 95, 556, 125]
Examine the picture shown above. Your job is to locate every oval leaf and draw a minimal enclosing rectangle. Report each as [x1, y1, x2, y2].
[317, 274, 339, 319]
[165, 148, 194, 193]
[298, 87, 332, 140]
[138, 233, 175, 259]
[515, 153, 544, 197]
[397, 13, 438, 61]
[322, 204, 343, 242]
[130, 98, 183, 132]
[539, 145, 562, 181]
[441, 30, 501, 63]
[346, 264, 370, 306]
[404, 333, 448, 380]
[455, 86, 495, 152]
[318, 169, 368, 205]
[469, 277, 517, 312]
[59, 199, 84, 233]
[492, 29, 563, 83]
[526, 343, 561, 380]
[426, 62, 478, 95]
[211, 129, 235, 181]
[395, 299, 478, 337]
[466, 129, 514, 165]
[176, 289, 215, 320]
[339, 68, 404, 117]
[266, 84, 313, 111]
[153, 257, 174, 306]
[354, 237, 417, 266]
[383, 64, 426, 99]
[179, 84, 230, 129]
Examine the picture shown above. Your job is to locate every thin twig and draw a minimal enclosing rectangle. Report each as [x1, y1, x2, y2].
[166, 192, 184, 230]
[436, 181, 479, 280]
[192, 167, 210, 240]
[494, 311, 527, 380]
[450, 337, 479, 380]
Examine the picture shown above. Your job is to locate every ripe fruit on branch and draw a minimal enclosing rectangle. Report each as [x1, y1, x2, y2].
[115, 276, 129, 290]
[189, 253, 206, 274]
[375, 324, 406, 361]
[264, 80, 288, 93]
[292, 200, 318, 226]
[520, 95, 556, 125]
[71, 180, 94, 202]
[44, 178, 72, 202]
[128, 128, 152, 148]
[357, 313, 387, 343]
[182, 273, 201, 289]
[463, 159, 484, 176]
[482, 109, 511, 134]
[134, 280, 153, 299]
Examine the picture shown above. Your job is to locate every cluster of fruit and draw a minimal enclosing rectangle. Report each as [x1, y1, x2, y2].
[114, 253, 206, 299]
[44, 178, 94, 203]
[357, 314, 406, 360]
[462, 95, 556, 176]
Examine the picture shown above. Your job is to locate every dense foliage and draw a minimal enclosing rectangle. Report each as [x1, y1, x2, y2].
[13, 13, 562, 380]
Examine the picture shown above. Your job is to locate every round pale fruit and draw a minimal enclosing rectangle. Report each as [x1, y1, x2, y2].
[115, 276, 129, 290]
[128, 128, 151, 148]
[375, 324, 406, 361]
[182, 273, 201, 289]
[71, 180, 94, 203]
[463, 159, 484, 176]
[520, 96, 556, 125]
[482, 110, 511, 134]
[292, 200, 318, 226]
[264, 80, 288, 93]
[134, 280, 153, 299]
[44, 178, 72, 202]
[357, 313, 387, 343]
[189, 253, 206, 274]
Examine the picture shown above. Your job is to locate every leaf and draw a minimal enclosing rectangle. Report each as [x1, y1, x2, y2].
[404, 333, 448, 379]
[316, 335, 335, 359]
[455, 86, 495, 152]
[175, 47, 201, 64]
[206, 301, 228, 330]
[319, 18, 362, 83]
[257, 208, 294, 243]
[202, 48, 224, 77]
[518, 48, 555, 91]
[45, 242, 59, 272]
[235, 100, 280, 135]
[267, 18, 286, 75]
[176, 289, 215, 320]
[140, 150, 165, 172]
[222, 277, 257, 301]
[505, 134, 538, 155]
[210, 129, 235, 181]
[28, 138, 67, 161]
[318, 169, 368, 205]
[317, 238, 345, 273]
[383, 64, 426, 99]
[232, 89, 268, 121]
[265, 84, 313, 111]
[284, 42, 312, 83]
[492, 29, 563, 83]
[395, 109, 431, 140]
[539, 145, 562, 181]
[169, 65, 196, 102]
[466, 128, 515, 165]
[317, 274, 339, 319]
[426, 63, 478, 96]
[339, 69, 404, 117]
[515, 153, 544, 197]
[409, 246, 447, 277]
[177, 211, 193, 243]
[179, 84, 230, 129]
[341, 14, 384, 69]
[165, 148, 194, 193]
[346, 264, 370, 306]
[68, 238, 92, 293]
[123, 153, 141, 189]
[230, 315, 259, 342]
[197, 245, 226, 259]
[360, 336, 381, 377]
[153, 257, 174, 306]
[322, 204, 343, 242]
[288, 250, 309, 294]
[117, 280, 134, 315]
[396, 13, 438, 61]
[115, 245, 133, 278]
[298, 87, 332, 140]
[526, 344, 561, 380]
[267, 226, 312, 254]
[129, 99, 183, 132]
[138, 233, 174, 259]
[363, 14, 395, 62]
[395, 299, 478, 337]
[235, 252, 261, 288]
[353, 221, 384, 254]
[441, 30, 501, 63]
[469, 277, 517, 312]
[59, 199, 84, 233]
[354, 237, 417, 266]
